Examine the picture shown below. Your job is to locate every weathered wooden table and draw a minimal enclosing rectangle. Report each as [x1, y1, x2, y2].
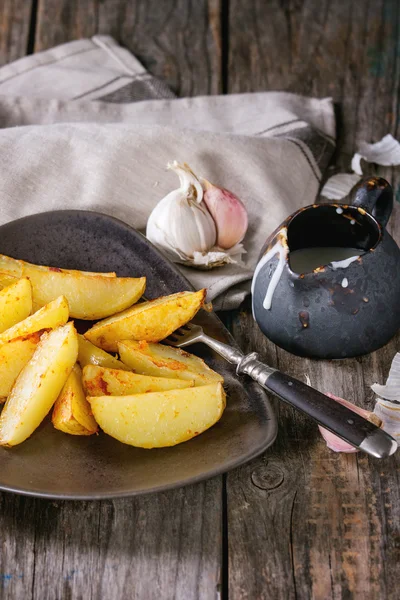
[1, 1, 399, 598]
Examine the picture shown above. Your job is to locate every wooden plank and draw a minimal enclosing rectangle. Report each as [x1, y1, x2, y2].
[34, 0, 98, 51]
[0, 0, 33, 66]
[227, 0, 400, 598]
[1, 2, 224, 600]
[34, 0, 222, 96]
[0, 480, 222, 600]
[97, 0, 222, 96]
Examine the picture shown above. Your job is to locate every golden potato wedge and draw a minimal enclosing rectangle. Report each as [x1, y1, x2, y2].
[118, 340, 223, 386]
[0, 322, 78, 446]
[82, 365, 194, 396]
[26, 268, 144, 320]
[87, 382, 226, 448]
[0, 278, 32, 333]
[0, 272, 19, 289]
[0, 253, 144, 319]
[77, 334, 130, 371]
[52, 364, 98, 435]
[0, 329, 49, 401]
[0, 295, 69, 346]
[0, 253, 116, 278]
[85, 289, 206, 352]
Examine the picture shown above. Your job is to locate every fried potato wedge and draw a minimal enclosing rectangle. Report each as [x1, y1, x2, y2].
[0, 295, 69, 346]
[85, 289, 206, 351]
[52, 364, 98, 435]
[0, 278, 32, 333]
[0, 272, 19, 289]
[77, 334, 130, 371]
[0, 322, 78, 446]
[0, 253, 116, 278]
[118, 340, 223, 386]
[0, 329, 48, 402]
[27, 268, 144, 320]
[0, 254, 144, 319]
[82, 365, 194, 396]
[87, 382, 226, 448]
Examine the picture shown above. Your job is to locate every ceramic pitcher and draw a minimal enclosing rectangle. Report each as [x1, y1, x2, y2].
[252, 176, 400, 359]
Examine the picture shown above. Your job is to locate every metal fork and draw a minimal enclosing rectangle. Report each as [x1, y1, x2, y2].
[166, 323, 397, 459]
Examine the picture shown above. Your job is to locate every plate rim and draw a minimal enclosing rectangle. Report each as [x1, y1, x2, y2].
[0, 209, 277, 500]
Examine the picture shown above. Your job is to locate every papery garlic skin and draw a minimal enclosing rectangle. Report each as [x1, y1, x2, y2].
[373, 399, 400, 443]
[319, 393, 382, 453]
[202, 180, 248, 249]
[146, 162, 217, 263]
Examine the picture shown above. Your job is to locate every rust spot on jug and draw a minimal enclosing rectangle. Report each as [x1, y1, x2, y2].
[299, 311, 309, 328]
[328, 282, 364, 316]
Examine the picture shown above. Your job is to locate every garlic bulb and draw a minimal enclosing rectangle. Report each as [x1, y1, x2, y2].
[146, 162, 248, 269]
[319, 393, 382, 453]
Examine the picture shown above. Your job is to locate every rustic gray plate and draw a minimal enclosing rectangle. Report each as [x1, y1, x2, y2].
[0, 210, 277, 500]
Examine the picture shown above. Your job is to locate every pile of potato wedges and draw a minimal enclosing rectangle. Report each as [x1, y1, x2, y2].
[0, 255, 225, 449]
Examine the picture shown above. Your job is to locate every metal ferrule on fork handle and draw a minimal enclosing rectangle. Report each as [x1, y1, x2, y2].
[237, 352, 276, 384]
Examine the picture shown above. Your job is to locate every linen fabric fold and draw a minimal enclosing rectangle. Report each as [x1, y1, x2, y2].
[0, 36, 335, 309]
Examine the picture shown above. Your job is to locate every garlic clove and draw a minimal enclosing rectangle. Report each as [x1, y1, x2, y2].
[318, 393, 382, 453]
[202, 179, 248, 250]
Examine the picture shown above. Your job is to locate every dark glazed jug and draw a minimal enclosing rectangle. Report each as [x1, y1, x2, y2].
[252, 177, 400, 358]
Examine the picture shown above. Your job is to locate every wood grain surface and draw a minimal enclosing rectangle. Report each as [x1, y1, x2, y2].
[1, 0, 400, 599]
[0, 2, 224, 600]
[227, 1, 400, 599]
[0, 0, 33, 65]
[35, 0, 222, 95]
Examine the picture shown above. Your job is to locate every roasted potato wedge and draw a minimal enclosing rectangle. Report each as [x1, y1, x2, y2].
[0, 254, 144, 319]
[118, 340, 223, 386]
[0, 295, 69, 345]
[0, 278, 32, 333]
[0, 272, 19, 289]
[87, 382, 226, 448]
[0, 322, 78, 446]
[0, 329, 48, 402]
[19, 267, 143, 321]
[0, 253, 116, 278]
[82, 365, 194, 396]
[85, 289, 206, 351]
[77, 334, 130, 371]
[52, 364, 98, 435]
[27, 270, 145, 320]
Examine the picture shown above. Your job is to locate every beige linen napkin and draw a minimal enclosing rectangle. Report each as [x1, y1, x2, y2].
[0, 36, 335, 309]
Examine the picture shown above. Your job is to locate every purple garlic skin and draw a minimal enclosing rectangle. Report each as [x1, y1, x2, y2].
[202, 181, 248, 249]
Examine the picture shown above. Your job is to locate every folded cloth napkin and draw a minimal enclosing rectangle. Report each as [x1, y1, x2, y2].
[0, 36, 336, 309]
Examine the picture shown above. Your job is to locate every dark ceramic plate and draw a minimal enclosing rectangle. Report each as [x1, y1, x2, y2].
[0, 211, 277, 500]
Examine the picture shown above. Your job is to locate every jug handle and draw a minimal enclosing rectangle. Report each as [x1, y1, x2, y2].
[349, 176, 393, 228]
